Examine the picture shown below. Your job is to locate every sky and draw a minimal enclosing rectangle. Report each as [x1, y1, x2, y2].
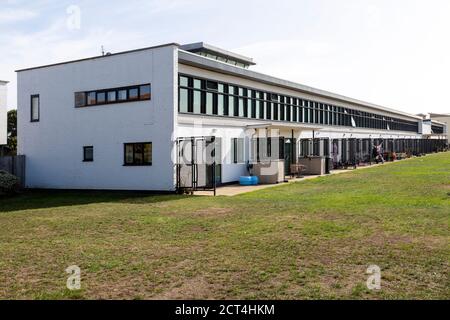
[1, 0, 449, 114]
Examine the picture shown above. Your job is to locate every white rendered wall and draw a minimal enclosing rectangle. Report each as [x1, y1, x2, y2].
[0, 83, 7, 145]
[176, 122, 249, 183]
[17, 45, 178, 190]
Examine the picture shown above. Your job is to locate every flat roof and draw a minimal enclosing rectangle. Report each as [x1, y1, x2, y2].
[178, 50, 423, 121]
[15, 43, 180, 72]
[180, 42, 255, 66]
[430, 113, 450, 117]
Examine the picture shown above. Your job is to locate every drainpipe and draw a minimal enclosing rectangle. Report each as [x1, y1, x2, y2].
[291, 129, 295, 164]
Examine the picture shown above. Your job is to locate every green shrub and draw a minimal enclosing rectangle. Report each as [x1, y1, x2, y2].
[0, 170, 20, 194]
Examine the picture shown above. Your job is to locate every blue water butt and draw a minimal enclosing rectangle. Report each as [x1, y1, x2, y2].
[239, 176, 259, 186]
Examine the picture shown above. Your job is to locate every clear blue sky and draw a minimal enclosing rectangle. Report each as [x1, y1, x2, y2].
[1, 0, 449, 114]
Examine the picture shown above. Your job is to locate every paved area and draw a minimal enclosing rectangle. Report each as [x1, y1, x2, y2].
[193, 161, 393, 197]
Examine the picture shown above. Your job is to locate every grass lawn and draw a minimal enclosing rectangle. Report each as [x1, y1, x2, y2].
[0, 152, 449, 300]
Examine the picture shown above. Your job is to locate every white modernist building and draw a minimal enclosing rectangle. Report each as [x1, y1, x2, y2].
[0, 80, 8, 147]
[16, 42, 448, 191]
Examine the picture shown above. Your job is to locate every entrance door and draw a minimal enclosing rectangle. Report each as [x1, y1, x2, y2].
[176, 136, 221, 194]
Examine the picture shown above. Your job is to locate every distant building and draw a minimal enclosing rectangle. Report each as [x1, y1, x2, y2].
[428, 113, 450, 144]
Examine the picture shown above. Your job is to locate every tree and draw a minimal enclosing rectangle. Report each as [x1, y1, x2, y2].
[7, 110, 17, 154]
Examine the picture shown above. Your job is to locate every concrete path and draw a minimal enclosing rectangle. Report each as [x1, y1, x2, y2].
[193, 161, 395, 197]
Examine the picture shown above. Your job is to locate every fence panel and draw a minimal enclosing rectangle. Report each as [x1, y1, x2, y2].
[0, 155, 26, 187]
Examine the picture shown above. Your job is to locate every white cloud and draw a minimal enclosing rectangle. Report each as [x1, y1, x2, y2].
[0, 9, 38, 24]
[1, 0, 450, 116]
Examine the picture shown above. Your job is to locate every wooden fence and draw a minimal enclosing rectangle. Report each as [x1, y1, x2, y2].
[0, 155, 26, 187]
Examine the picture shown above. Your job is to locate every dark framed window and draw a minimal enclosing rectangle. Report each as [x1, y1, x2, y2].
[206, 92, 214, 115]
[124, 142, 152, 166]
[140, 85, 151, 100]
[118, 89, 127, 101]
[75, 92, 86, 107]
[75, 84, 151, 107]
[177, 73, 420, 133]
[87, 92, 96, 105]
[193, 90, 201, 114]
[231, 138, 244, 164]
[107, 91, 117, 103]
[83, 146, 94, 162]
[179, 76, 189, 87]
[30, 94, 40, 122]
[217, 93, 225, 116]
[129, 88, 139, 100]
[206, 80, 218, 91]
[179, 88, 189, 113]
[97, 92, 106, 104]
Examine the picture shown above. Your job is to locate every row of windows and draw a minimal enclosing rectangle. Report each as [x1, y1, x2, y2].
[178, 75, 419, 133]
[28, 84, 151, 122]
[75, 84, 151, 107]
[432, 125, 444, 134]
[82, 143, 152, 166]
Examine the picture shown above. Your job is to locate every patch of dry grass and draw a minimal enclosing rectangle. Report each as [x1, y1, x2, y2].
[0, 152, 449, 300]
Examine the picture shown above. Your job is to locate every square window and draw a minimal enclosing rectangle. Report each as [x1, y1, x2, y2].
[107, 91, 117, 102]
[129, 88, 139, 100]
[193, 79, 202, 89]
[118, 89, 127, 101]
[139, 85, 151, 100]
[206, 81, 218, 91]
[97, 92, 106, 104]
[179, 76, 189, 87]
[124, 143, 152, 166]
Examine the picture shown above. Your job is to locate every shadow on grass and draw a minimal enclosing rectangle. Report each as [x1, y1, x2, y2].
[0, 189, 191, 213]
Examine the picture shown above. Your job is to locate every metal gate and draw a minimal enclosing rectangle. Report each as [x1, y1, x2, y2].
[300, 138, 330, 157]
[176, 136, 221, 195]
